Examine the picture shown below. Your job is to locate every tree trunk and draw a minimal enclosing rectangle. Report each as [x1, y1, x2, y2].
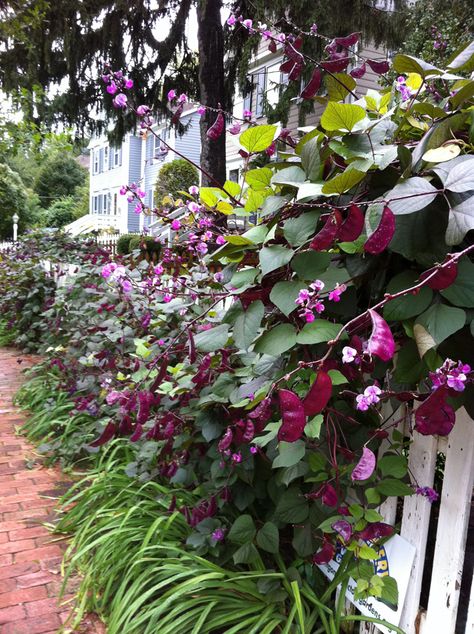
[196, 0, 226, 187]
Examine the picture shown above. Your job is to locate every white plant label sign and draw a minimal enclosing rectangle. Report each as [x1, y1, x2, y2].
[318, 534, 416, 634]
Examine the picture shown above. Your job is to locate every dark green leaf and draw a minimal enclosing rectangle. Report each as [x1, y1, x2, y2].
[259, 245, 295, 276]
[233, 542, 260, 564]
[383, 271, 433, 321]
[272, 440, 306, 468]
[291, 251, 330, 279]
[275, 488, 309, 523]
[378, 455, 408, 478]
[283, 211, 319, 247]
[194, 324, 229, 352]
[233, 300, 265, 350]
[376, 479, 413, 497]
[269, 281, 306, 316]
[416, 304, 466, 345]
[256, 522, 280, 553]
[296, 320, 343, 344]
[228, 514, 256, 544]
[300, 137, 322, 181]
[254, 324, 297, 356]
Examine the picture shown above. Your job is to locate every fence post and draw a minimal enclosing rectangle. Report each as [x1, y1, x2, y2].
[419, 409, 474, 634]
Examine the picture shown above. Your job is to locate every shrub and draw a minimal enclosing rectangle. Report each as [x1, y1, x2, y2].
[155, 159, 199, 204]
[43, 196, 77, 228]
[116, 233, 136, 255]
[129, 235, 162, 256]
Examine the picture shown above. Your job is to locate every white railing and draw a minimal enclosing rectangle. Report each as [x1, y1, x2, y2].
[0, 239, 15, 252]
[63, 213, 122, 236]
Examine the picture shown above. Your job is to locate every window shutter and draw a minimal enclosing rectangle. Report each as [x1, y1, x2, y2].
[99, 148, 104, 173]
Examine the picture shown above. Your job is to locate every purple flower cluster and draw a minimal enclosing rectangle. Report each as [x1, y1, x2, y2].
[415, 486, 439, 504]
[295, 281, 347, 322]
[356, 385, 382, 411]
[102, 68, 134, 109]
[395, 76, 413, 102]
[430, 359, 471, 393]
[295, 280, 325, 322]
[431, 26, 447, 51]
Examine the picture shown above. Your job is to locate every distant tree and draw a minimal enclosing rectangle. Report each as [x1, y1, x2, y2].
[0, 164, 28, 239]
[43, 196, 77, 228]
[34, 153, 87, 208]
[0, 0, 409, 186]
[402, 0, 473, 65]
[72, 178, 90, 220]
[155, 159, 199, 204]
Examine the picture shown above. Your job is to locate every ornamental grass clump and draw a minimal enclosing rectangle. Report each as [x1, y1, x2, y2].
[2, 19, 474, 634]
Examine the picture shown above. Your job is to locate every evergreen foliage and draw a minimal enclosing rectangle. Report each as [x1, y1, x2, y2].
[34, 153, 87, 208]
[155, 159, 199, 203]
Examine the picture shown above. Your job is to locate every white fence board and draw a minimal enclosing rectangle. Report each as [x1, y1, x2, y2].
[421, 410, 474, 634]
[398, 431, 438, 634]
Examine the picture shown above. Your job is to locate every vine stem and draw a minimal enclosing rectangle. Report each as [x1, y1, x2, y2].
[271, 242, 474, 391]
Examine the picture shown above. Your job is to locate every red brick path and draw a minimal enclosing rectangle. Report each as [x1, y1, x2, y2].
[0, 348, 105, 634]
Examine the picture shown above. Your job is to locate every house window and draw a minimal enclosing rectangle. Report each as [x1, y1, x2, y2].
[266, 63, 281, 107]
[104, 147, 109, 172]
[229, 169, 239, 183]
[93, 195, 99, 214]
[113, 193, 118, 215]
[113, 147, 121, 167]
[255, 69, 266, 117]
[151, 129, 169, 163]
[93, 151, 99, 174]
[243, 85, 253, 115]
[102, 193, 108, 215]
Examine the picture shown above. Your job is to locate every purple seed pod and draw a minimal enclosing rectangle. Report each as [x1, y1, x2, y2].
[301, 68, 322, 99]
[367, 309, 395, 362]
[363, 206, 395, 254]
[351, 446, 376, 481]
[277, 389, 306, 442]
[350, 63, 367, 79]
[367, 59, 390, 74]
[337, 204, 365, 242]
[207, 112, 225, 140]
[303, 371, 332, 416]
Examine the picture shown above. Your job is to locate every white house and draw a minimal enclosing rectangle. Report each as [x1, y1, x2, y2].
[226, 36, 390, 182]
[72, 109, 202, 236]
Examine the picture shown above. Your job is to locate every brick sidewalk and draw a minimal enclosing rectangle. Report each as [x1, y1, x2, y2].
[0, 348, 104, 634]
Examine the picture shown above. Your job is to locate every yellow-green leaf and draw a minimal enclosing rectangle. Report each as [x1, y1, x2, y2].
[320, 102, 366, 132]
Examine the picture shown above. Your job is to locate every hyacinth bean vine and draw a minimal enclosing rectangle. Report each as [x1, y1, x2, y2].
[3, 19, 474, 629]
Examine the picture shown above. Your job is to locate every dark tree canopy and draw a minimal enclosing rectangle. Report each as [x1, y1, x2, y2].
[1, 0, 410, 183]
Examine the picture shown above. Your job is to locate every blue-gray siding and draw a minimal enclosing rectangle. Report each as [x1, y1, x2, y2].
[175, 112, 201, 168]
[127, 136, 143, 232]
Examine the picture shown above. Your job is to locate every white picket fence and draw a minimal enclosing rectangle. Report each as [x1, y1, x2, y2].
[359, 406, 473, 634]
